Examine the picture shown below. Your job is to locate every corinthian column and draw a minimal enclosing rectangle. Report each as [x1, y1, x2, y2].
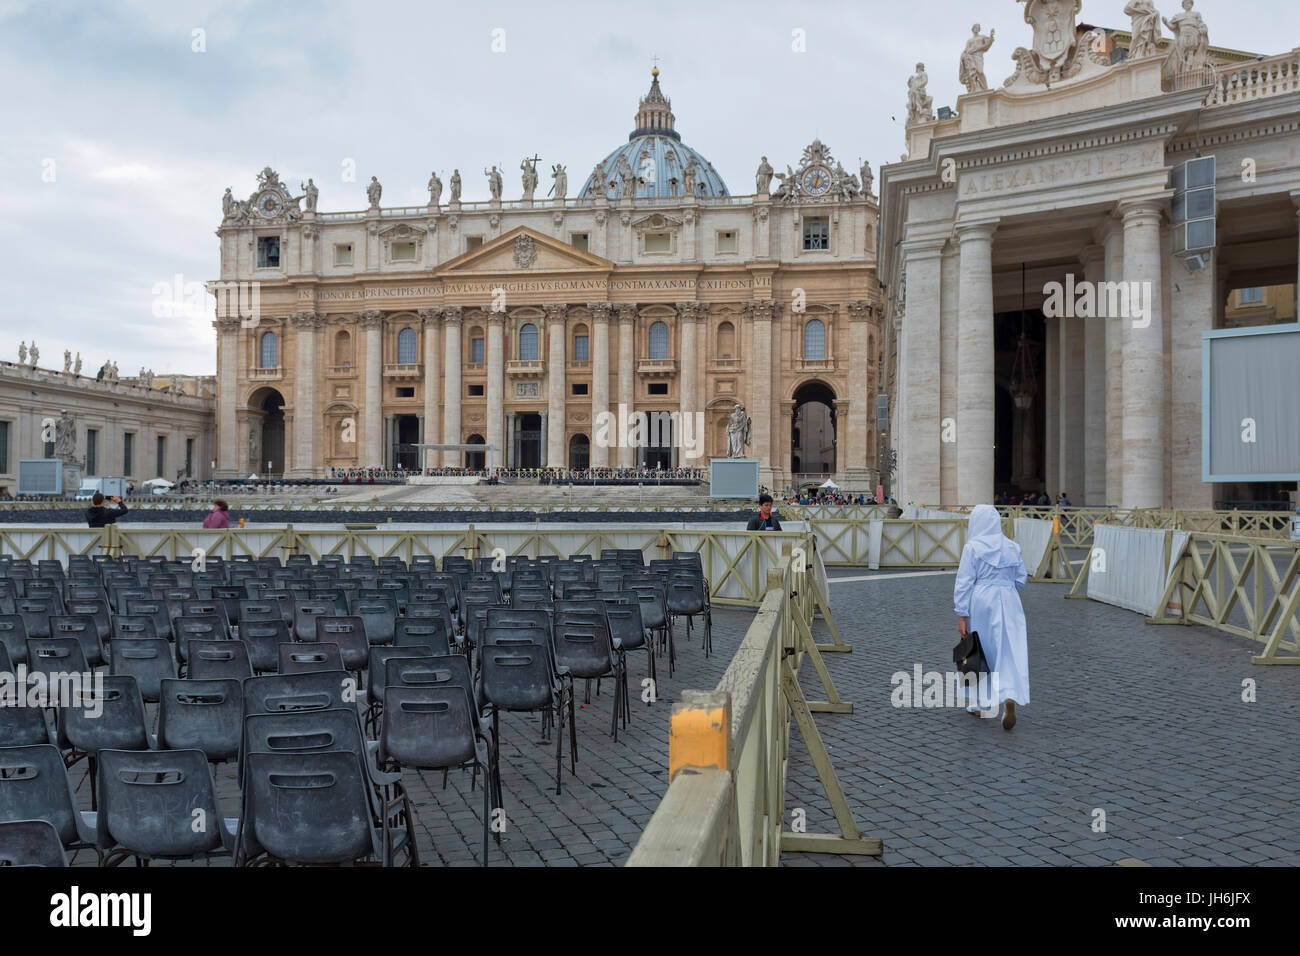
[1080, 244, 1107, 505]
[544, 302, 567, 468]
[588, 302, 613, 467]
[419, 307, 442, 471]
[356, 309, 384, 469]
[214, 316, 240, 477]
[1119, 199, 1166, 508]
[845, 299, 873, 482]
[747, 299, 775, 482]
[955, 221, 997, 505]
[676, 301, 700, 465]
[616, 303, 636, 468]
[442, 306, 463, 466]
[486, 312, 505, 473]
[290, 310, 323, 477]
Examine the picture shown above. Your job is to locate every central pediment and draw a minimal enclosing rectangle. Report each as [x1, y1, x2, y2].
[435, 226, 612, 275]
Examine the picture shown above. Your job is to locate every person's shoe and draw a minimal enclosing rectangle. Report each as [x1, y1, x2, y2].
[1002, 700, 1017, 730]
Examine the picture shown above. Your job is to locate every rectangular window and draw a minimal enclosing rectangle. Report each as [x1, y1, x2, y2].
[185, 437, 194, 478]
[571, 383, 588, 396]
[124, 433, 134, 476]
[86, 429, 98, 476]
[156, 435, 166, 479]
[465, 236, 484, 252]
[0, 421, 9, 473]
[574, 335, 589, 362]
[1239, 287, 1263, 304]
[471, 337, 485, 364]
[570, 233, 589, 251]
[717, 230, 738, 253]
[467, 384, 484, 397]
[44, 438, 54, 458]
[644, 233, 671, 253]
[802, 218, 829, 251]
[395, 386, 415, 398]
[391, 241, 416, 261]
[334, 243, 353, 266]
[257, 235, 280, 268]
[648, 382, 669, 395]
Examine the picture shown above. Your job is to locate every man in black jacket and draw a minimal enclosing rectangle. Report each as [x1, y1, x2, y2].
[746, 492, 782, 531]
[85, 492, 128, 527]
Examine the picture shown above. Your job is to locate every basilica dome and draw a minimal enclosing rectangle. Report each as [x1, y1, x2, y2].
[577, 69, 730, 201]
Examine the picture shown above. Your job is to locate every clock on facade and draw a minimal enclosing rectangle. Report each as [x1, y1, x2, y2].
[801, 165, 831, 196]
[256, 191, 282, 217]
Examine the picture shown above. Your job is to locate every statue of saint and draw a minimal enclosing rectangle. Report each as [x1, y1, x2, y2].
[449, 169, 462, 203]
[17, 341, 26, 364]
[73, 352, 82, 375]
[551, 164, 567, 199]
[683, 156, 698, 195]
[1163, 0, 1209, 72]
[222, 187, 235, 220]
[53, 410, 75, 460]
[485, 165, 503, 200]
[302, 178, 318, 212]
[860, 159, 874, 198]
[63, 350, 71, 372]
[616, 155, 635, 197]
[427, 171, 442, 205]
[366, 176, 382, 207]
[907, 63, 934, 124]
[959, 25, 995, 93]
[520, 158, 539, 200]
[726, 404, 751, 458]
[28, 343, 38, 367]
[755, 156, 774, 194]
[1125, 1, 1163, 59]
[589, 162, 607, 198]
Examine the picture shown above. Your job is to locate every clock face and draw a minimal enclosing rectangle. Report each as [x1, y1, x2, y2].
[256, 191, 282, 217]
[802, 165, 831, 196]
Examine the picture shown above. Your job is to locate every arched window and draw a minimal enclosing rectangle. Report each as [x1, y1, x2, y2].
[259, 331, 278, 369]
[519, 323, 539, 361]
[333, 330, 352, 367]
[648, 321, 669, 359]
[397, 327, 417, 364]
[803, 319, 826, 360]
[716, 320, 735, 359]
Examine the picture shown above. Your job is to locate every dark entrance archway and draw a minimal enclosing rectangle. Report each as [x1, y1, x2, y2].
[791, 381, 837, 476]
[393, 415, 419, 470]
[249, 387, 285, 476]
[465, 434, 486, 471]
[515, 413, 542, 468]
[640, 412, 674, 470]
[569, 434, 590, 470]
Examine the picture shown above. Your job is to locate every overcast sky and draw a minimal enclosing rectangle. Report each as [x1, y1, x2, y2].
[1, 0, 1294, 376]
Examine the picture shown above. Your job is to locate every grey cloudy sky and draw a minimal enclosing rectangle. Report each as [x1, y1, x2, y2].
[1, 0, 1293, 376]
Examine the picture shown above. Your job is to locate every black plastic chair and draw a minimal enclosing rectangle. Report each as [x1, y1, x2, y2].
[353, 601, 396, 647]
[15, 598, 56, 640]
[0, 745, 97, 861]
[175, 615, 228, 664]
[666, 571, 712, 657]
[312, 616, 369, 672]
[123, 599, 172, 642]
[64, 598, 111, 647]
[0, 614, 29, 666]
[186, 640, 254, 681]
[110, 613, 160, 645]
[0, 819, 68, 866]
[48, 615, 106, 668]
[363, 645, 436, 733]
[156, 678, 243, 763]
[56, 675, 153, 808]
[108, 637, 177, 703]
[0, 688, 52, 744]
[280, 643, 345, 675]
[95, 747, 236, 865]
[552, 615, 625, 742]
[393, 618, 454, 655]
[243, 670, 356, 717]
[294, 600, 336, 642]
[479, 631, 569, 797]
[26, 636, 90, 683]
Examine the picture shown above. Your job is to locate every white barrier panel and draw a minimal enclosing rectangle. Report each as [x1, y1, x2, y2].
[0, 529, 106, 564]
[868, 520, 883, 570]
[1012, 518, 1056, 575]
[1087, 525, 1189, 615]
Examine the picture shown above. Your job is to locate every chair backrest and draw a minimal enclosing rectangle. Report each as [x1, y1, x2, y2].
[16, 598, 56, 639]
[393, 618, 453, 655]
[56, 674, 150, 754]
[124, 598, 171, 641]
[63, 599, 110, 642]
[237, 600, 282, 629]
[110, 613, 159, 644]
[279, 643, 345, 675]
[0, 744, 83, 847]
[380, 686, 478, 770]
[157, 678, 243, 761]
[485, 607, 552, 641]
[312, 617, 369, 670]
[96, 747, 224, 858]
[237, 620, 292, 674]
[293, 600, 336, 642]
[309, 589, 348, 615]
[182, 600, 230, 633]
[240, 750, 377, 865]
[551, 621, 614, 679]
[367, 646, 436, 707]
[479, 643, 554, 712]
[108, 637, 177, 703]
[0, 690, 53, 744]
[48, 615, 105, 667]
[385, 653, 474, 702]
[666, 573, 707, 614]
[186, 640, 254, 682]
[0, 613, 29, 665]
[25, 637, 90, 680]
[0, 819, 68, 867]
[174, 615, 228, 662]
[243, 671, 355, 717]
[351, 602, 396, 647]
[604, 602, 646, 650]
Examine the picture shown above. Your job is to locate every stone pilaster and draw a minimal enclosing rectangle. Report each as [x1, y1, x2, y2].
[845, 299, 873, 482]
[289, 310, 324, 477]
[214, 316, 240, 477]
[418, 307, 442, 471]
[1080, 244, 1107, 505]
[676, 301, 701, 466]
[1119, 199, 1167, 508]
[356, 309, 384, 469]
[1059, 273, 1087, 505]
[615, 303, 636, 468]
[746, 298, 775, 485]
[544, 302, 567, 468]
[955, 221, 997, 505]
[486, 312, 505, 473]
[1103, 219, 1125, 505]
[897, 239, 945, 506]
[588, 302, 613, 468]
[441, 306, 463, 466]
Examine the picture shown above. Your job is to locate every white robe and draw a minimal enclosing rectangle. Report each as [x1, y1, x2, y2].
[953, 522, 1030, 709]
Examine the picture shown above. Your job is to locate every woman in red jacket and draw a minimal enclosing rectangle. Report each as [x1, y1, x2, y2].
[202, 498, 231, 529]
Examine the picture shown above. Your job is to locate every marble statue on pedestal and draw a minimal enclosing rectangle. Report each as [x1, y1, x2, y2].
[1164, 0, 1209, 73]
[366, 176, 382, 207]
[449, 169, 462, 203]
[907, 63, 934, 124]
[726, 404, 751, 458]
[551, 164, 567, 199]
[17, 341, 26, 364]
[74, 353, 82, 375]
[64, 350, 71, 372]
[28, 343, 38, 367]
[959, 24, 996, 93]
[1125, 1, 1163, 59]
[428, 171, 442, 206]
[520, 157, 539, 200]
[302, 178, 318, 212]
[755, 156, 773, 194]
[485, 165, 503, 200]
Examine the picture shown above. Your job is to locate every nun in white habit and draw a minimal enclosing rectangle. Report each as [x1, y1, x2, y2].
[953, 504, 1030, 729]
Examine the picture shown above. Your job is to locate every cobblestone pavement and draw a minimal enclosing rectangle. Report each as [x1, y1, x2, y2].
[782, 570, 1300, 867]
[61, 571, 1298, 867]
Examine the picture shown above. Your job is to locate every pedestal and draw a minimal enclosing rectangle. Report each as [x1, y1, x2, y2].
[61, 462, 82, 496]
[710, 458, 759, 499]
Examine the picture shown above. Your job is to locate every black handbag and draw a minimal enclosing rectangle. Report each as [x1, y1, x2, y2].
[952, 630, 989, 674]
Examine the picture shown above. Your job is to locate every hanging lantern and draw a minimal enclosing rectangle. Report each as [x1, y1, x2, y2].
[1009, 331, 1037, 410]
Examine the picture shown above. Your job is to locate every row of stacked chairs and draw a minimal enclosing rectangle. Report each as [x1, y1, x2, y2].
[0, 548, 712, 867]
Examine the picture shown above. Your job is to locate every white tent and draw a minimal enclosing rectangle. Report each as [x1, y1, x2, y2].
[141, 477, 175, 489]
[819, 478, 840, 489]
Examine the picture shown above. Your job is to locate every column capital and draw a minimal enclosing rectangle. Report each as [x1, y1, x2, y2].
[213, 316, 241, 334]
[744, 299, 775, 322]
[847, 298, 875, 322]
[355, 309, 384, 329]
[487, 310, 507, 328]
[542, 302, 568, 324]
[1118, 197, 1166, 225]
[290, 310, 325, 329]
[442, 305, 464, 326]
[1079, 243, 1105, 274]
[418, 306, 443, 328]
[615, 302, 637, 324]
[587, 301, 615, 323]
[675, 301, 706, 323]
[954, 218, 999, 242]
[899, 236, 948, 261]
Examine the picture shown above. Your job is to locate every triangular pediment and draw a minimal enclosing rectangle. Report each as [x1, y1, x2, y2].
[435, 226, 612, 275]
